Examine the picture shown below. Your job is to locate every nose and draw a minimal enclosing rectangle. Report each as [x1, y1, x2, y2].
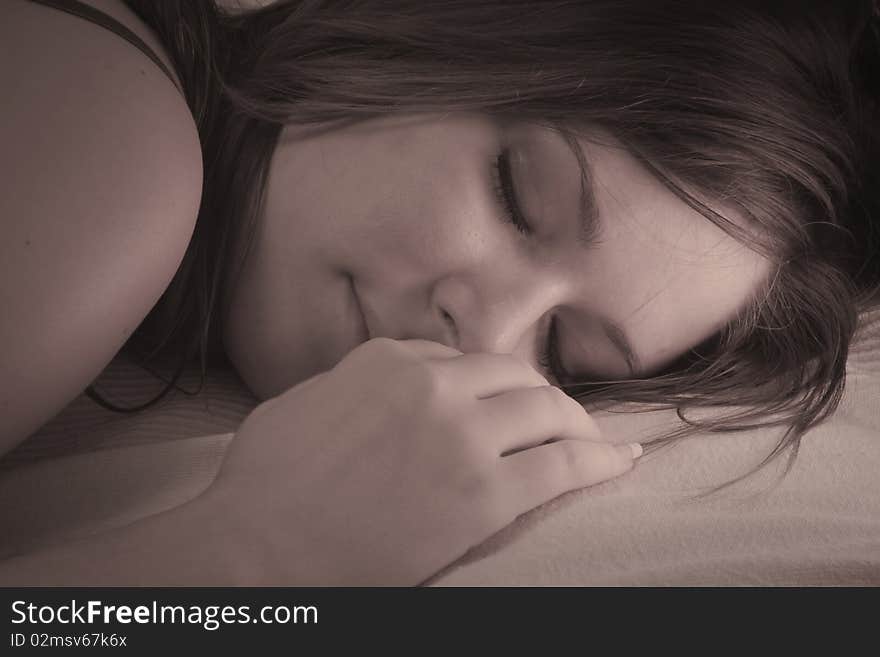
[432, 275, 558, 357]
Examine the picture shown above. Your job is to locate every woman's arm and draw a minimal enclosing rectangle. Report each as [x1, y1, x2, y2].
[0, 1, 202, 454]
[0, 494, 260, 586]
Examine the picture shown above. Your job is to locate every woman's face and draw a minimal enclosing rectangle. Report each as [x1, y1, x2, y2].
[222, 113, 770, 400]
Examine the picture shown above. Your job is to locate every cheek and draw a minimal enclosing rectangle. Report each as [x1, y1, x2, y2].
[340, 156, 502, 285]
[597, 220, 770, 370]
[281, 115, 505, 278]
[222, 118, 506, 396]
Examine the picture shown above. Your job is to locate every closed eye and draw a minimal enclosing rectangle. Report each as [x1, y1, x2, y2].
[490, 148, 573, 385]
[492, 148, 532, 235]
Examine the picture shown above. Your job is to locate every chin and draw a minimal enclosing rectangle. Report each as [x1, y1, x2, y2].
[225, 344, 328, 401]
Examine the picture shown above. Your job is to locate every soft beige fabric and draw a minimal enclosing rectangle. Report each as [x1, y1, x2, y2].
[0, 364, 253, 560]
[1, 310, 878, 584]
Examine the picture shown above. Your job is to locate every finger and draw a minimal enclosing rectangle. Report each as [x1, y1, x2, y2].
[467, 385, 601, 455]
[395, 338, 464, 360]
[497, 440, 641, 519]
[271, 369, 329, 406]
[431, 352, 550, 399]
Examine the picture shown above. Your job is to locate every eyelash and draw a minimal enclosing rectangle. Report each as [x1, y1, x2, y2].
[491, 149, 571, 386]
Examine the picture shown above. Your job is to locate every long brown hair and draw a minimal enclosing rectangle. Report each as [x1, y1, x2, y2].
[90, 0, 880, 491]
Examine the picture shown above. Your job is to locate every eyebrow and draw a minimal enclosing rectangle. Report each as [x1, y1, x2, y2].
[551, 126, 639, 378]
[600, 319, 641, 378]
[557, 130, 603, 250]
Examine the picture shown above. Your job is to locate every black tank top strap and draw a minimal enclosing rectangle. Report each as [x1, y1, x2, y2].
[26, 0, 183, 95]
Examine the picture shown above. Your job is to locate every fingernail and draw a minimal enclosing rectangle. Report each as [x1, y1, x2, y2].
[628, 443, 643, 459]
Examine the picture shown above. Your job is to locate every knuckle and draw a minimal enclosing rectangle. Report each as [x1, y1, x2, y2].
[507, 353, 551, 384]
[548, 388, 599, 436]
[583, 413, 601, 440]
[595, 446, 617, 472]
[543, 385, 572, 415]
[405, 360, 447, 398]
[360, 336, 403, 357]
[455, 465, 497, 502]
[554, 440, 586, 478]
[340, 336, 392, 368]
[480, 352, 549, 385]
[455, 418, 495, 461]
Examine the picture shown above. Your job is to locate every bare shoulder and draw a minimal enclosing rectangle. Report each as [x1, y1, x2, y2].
[0, 0, 204, 453]
[5, 0, 190, 93]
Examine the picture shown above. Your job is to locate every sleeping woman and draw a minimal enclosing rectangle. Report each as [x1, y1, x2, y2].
[0, 0, 878, 584]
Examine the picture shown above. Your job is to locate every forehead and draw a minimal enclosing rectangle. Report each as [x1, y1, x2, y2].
[538, 127, 773, 375]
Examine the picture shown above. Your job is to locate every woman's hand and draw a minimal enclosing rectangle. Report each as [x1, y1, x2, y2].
[195, 337, 640, 586]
